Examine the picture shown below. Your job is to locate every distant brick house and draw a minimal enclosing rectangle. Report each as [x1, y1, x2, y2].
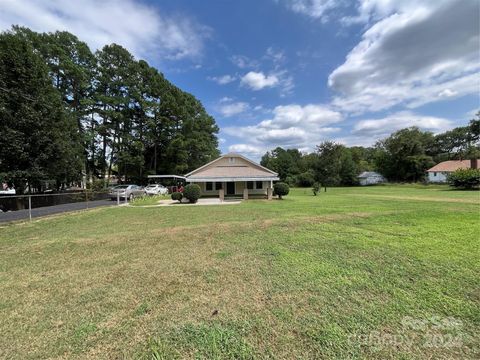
[427, 159, 479, 183]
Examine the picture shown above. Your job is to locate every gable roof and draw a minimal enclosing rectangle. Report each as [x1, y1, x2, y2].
[185, 153, 278, 179]
[427, 160, 478, 172]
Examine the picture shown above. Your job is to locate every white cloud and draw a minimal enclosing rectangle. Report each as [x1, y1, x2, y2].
[437, 89, 457, 98]
[228, 144, 266, 159]
[277, 71, 295, 97]
[241, 71, 280, 90]
[264, 47, 286, 67]
[329, 0, 480, 113]
[224, 104, 342, 151]
[466, 108, 479, 119]
[0, 0, 209, 60]
[335, 111, 453, 146]
[353, 111, 452, 137]
[219, 97, 234, 103]
[208, 74, 237, 85]
[280, 0, 340, 22]
[231, 49, 294, 95]
[216, 100, 250, 117]
[230, 54, 259, 69]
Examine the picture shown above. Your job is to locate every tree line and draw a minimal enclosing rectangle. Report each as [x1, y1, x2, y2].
[0, 27, 219, 193]
[261, 116, 480, 186]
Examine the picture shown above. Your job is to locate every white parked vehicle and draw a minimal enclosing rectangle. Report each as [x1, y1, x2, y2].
[109, 185, 145, 201]
[145, 184, 168, 196]
[0, 188, 16, 195]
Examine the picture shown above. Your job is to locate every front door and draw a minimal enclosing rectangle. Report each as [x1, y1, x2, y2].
[226, 182, 235, 195]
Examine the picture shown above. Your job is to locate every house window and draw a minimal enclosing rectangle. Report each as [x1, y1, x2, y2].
[434, 172, 437, 176]
[206, 182, 213, 191]
[228, 157, 235, 163]
[215, 182, 223, 190]
[247, 181, 254, 189]
[256, 181, 263, 189]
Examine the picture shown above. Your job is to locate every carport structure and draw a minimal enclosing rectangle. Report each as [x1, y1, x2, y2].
[147, 175, 186, 193]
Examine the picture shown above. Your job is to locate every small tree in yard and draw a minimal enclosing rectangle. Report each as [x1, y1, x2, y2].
[273, 182, 290, 199]
[447, 168, 480, 190]
[183, 184, 201, 203]
[171, 192, 183, 202]
[312, 182, 320, 196]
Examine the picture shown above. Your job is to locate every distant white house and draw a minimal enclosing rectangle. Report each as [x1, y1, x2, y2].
[427, 159, 479, 183]
[358, 171, 386, 186]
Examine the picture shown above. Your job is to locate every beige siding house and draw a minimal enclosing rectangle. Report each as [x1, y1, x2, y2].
[185, 153, 279, 197]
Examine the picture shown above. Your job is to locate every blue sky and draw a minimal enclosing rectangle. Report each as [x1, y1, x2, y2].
[1, 0, 478, 159]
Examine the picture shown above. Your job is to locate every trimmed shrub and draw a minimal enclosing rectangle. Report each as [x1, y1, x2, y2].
[447, 168, 480, 189]
[312, 182, 320, 196]
[171, 192, 183, 202]
[273, 182, 290, 199]
[183, 184, 201, 203]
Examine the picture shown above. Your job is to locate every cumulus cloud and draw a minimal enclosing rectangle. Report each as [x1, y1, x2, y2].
[239, 70, 294, 95]
[208, 74, 237, 85]
[0, 0, 210, 60]
[224, 104, 342, 152]
[329, 0, 480, 113]
[335, 111, 452, 146]
[353, 111, 452, 137]
[228, 144, 266, 159]
[241, 71, 279, 90]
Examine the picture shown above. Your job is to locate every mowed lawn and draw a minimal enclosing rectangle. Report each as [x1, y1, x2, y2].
[0, 186, 479, 359]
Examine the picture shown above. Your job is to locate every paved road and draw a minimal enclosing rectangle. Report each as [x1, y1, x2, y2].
[0, 199, 115, 223]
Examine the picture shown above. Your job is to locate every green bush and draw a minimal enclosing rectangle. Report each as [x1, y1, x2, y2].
[183, 184, 201, 203]
[312, 182, 320, 196]
[171, 192, 183, 201]
[285, 176, 296, 186]
[447, 168, 480, 189]
[273, 182, 290, 199]
[297, 171, 315, 187]
[86, 178, 106, 192]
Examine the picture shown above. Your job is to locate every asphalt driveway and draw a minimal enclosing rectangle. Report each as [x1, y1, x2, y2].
[0, 199, 114, 223]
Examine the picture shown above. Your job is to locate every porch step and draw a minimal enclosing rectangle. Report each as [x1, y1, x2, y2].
[224, 196, 243, 200]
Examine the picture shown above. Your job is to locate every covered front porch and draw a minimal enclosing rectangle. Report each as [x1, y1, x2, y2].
[187, 178, 276, 200]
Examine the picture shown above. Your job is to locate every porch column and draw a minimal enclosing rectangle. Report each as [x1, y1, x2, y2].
[243, 187, 248, 200]
[219, 188, 224, 202]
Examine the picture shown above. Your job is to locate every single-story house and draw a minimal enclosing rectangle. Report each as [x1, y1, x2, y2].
[185, 153, 279, 198]
[427, 159, 479, 183]
[358, 171, 386, 186]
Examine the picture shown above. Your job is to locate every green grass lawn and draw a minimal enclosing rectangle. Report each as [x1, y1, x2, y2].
[0, 185, 479, 359]
[130, 194, 170, 206]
